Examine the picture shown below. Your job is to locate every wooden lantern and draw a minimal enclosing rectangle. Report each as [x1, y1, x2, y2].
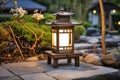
[46, 8, 82, 54]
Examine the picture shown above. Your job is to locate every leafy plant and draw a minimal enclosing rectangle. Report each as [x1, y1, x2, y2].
[0, 7, 55, 60]
[74, 25, 86, 41]
[83, 21, 91, 29]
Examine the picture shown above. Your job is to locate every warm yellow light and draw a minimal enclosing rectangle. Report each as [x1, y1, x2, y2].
[93, 10, 97, 14]
[59, 33, 69, 46]
[118, 21, 120, 25]
[112, 9, 116, 13]
[52, 33, 56, 46]
[52, 29, 73, 51]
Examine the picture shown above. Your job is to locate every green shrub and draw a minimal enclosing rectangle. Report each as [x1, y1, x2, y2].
[0, 23, 10, 41]
[6, 13, 53, 47]
[22, 14, 33, 22]
[83, 21, 91, 29]
[74, 25, 86, 40]
[40, 25, 51, 46]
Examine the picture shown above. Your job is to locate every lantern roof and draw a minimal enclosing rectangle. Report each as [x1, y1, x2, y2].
[46, 22, 83, 26]
[45, 7, 83, 26]
[53, 7, 74, 16]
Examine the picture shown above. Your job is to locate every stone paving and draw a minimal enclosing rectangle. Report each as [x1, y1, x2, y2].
[0, 66, 14, 77]
[0, 60, 119, 80]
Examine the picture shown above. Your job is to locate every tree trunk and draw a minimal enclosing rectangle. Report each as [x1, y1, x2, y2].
[70, 0, 74, 12]
[13, 0, 18, 9]
[99, 0, 106, 55]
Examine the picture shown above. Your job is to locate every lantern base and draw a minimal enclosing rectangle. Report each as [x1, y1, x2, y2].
[45, 50, 80, 68]
[52, 49, 73, 54]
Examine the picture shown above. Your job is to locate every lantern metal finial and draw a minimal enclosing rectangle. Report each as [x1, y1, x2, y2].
[60, 7, 64, 11]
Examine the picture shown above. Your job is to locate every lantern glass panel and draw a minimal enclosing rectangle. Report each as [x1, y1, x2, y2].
[52, 33, 56, 46]
[52, 29, 57, 48]
[59, 29, 72, 50]
[59, 33, 69, 46]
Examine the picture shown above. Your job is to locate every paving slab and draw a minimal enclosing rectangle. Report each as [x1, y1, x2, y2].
[20, 73, 56, 80]
[0, 66, 14, 77]
[2, 62, 43, 75]
[38, 60, 118, 80]
[0, 76, 21, 80]
[37, 60, 98, 72]
[1, 60, 119, 80]
[47, 65, 118, 80]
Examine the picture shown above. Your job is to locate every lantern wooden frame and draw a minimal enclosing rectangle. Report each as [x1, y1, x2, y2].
[52, 26, 74, 54]
[46, 8, 82, 54]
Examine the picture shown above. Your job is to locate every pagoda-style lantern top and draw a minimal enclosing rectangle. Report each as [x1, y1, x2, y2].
[46, 8, 82, 54]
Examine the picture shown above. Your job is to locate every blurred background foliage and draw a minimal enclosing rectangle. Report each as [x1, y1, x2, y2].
[0, 0, 120, 44]
[0, 0, 120, 53]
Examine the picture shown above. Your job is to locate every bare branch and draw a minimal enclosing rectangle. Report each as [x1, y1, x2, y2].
[9, 25, 24, 59]
[15, 19, 44, 54]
